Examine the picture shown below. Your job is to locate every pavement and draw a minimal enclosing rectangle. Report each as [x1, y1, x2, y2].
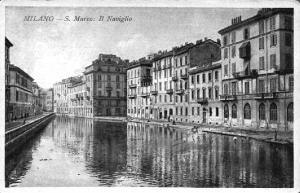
[5, 113, 50, 132]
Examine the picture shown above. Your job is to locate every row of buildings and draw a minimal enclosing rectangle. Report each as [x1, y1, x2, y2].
[52, 8, 293, 131]
[5, 37, 54, 122]
[127, 8, 293, 130]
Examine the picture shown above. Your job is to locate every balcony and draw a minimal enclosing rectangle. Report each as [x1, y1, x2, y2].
[141, 76, 152, 83]
[180, 73, 188, 80]
[196, 98, 208, 105]
[175, 89, 184, 95]
[150, 90, 158, 95]
[166, 89, 174, 95]
[172, 76, 179, 81]
[141, 92, 150, 98]
[220, 95, 237, 101]
[129, 84, 137, 88]
[106, 86, 112, 91]
[232, 69, 258, 80]
[254, 92, 278, 100]
[128, 94, 137, 99]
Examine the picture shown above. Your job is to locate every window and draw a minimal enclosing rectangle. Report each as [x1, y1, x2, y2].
[259, 37, 264, 49]
[197, 107, 200, 115]
[270, 54, 276, 69]
[270, 103, 277, 121]
[259, 20, 264, 34]
[258, 79, 265, 93]
[192, 107, 194, 115]
[180, 107, 183, 115]
[185, 107, 188, 116]
[176, 107, 178, 115]
[107, 75, 111, 81]
[224, 104, 229, 118]
[259, 57, 265, 70]
[116, 83, 120, 89]
[232, 82, 237, 95]
[159, 95, 162, 102]
[224, 48, 228, 59]
[224, 84, 228, 95]
[209, 107, 212, 116]
[116, 75, 120, 82]
[224, 65, 228, 76]
[185, 94, 188, 102]
[164, 81, 167, 90]
[197, 75, 200, 84]
[284, 16, 292, 30]
[202, 74, 206, 83]
[231, 31, 236, 43]
[270, 78, 277, 92]
[244, 28, 249, 40]
[197, 89, 200, 99]
[185, 56, 188, 65]
[231, 46, 236, 58]
[245, 82, 250, 94]
[208, 73, 212, 82]
[287, 103, 293, 122]
[223, 35, 228, 46]
[191, 75, 195, 84]
[285, 54, 292, 69]
[202, 88, 206, 98]
[215, 71, 219, 81]
[216, 107, 219, 117]
[232, 63, 236, 74]
[244, 103, 251, 119]
[232, 104, 237, 118]
[215, 87, 219, 99]
[285, 33, 292, 47]
[180, 57, 182, 66]
[289, 76, 293, 91]
[164, 69, 167, 77]
[259, 103, 266, 120]
[270, 16, 276, 30]
[164, 95, 167, 103]
[270, 34, 277, 47]
[208, 88, 212, 99]
[192, 90, 195, 100]
[159, 82, 162, 91]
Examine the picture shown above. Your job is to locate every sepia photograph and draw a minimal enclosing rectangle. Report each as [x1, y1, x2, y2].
[1, 0, 298, 191]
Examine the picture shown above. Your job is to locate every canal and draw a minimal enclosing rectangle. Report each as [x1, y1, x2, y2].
[5, 116, 293, 187]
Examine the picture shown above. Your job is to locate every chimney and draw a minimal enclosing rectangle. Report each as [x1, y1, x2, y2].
[204, 37, 208, 41]
[217, 38, 221, 45]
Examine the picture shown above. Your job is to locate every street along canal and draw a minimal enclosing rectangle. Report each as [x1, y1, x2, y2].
[5, 116, 293, 187]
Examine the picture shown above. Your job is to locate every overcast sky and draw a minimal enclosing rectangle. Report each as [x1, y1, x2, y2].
[6, 7, 258, 88]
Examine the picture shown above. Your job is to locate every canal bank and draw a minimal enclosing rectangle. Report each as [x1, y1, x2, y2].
[5, 112, 56, 158]
[128, 117, 293, 146]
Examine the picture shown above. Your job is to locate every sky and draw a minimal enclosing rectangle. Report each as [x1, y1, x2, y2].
[5, 7, 259, 88]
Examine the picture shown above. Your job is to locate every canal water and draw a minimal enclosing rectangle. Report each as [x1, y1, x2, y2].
[5, 116, 293, 187]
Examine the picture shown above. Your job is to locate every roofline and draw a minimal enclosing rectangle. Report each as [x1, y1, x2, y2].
[9, 64, 34, 81]
[189, 63, 221, 75]
[5, 37, 13, 47]
[218, 8, 293, 35]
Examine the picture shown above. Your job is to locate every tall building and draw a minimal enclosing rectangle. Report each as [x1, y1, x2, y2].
[32, 82, 43, 115]
[46, 88, 54, 112]
[84, 54, 128, 117]
[127, 57, 152, 119]
[218, 8, 293, 130]
[53, 76, 82, 114]
[8, 64, 34, 120]
[5, 37, 13, 122]
[150, 39, 221, 123]
[189, 60, 222, 125]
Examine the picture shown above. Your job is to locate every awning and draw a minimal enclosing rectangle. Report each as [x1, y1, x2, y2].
[239, 41, 250, 49]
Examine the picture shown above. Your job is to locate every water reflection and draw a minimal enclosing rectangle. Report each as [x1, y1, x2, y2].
[6, 117, 293, 187]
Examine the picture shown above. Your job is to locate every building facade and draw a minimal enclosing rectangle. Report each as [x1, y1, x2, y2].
[7, 64, 34, 120]
[218, 8, 293, 130]
[127, 57, 152, 119]
[189, 61, 223, 125]
[5, 37, 13, 122]
[84, 54, 128, 117]
[32, 82, 43, 115]
[46, 88, 54, 112]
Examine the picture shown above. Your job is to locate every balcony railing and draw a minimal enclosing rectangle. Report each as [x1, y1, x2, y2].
[196, 97, 208, 105]
[166, 89, 173, 95]
[141, 92, 150, 98]
[128, 94, 137, 99]
[175, 89, 184, 95]
[232, 69, 258, 80]
[254, 92, 278, 100]
[180, 73, 188, 80]
[129, 84, 137, 88]
[220, 94, 237, 101]
[150, 90, 158, 95]
[172, 76, 179, 81]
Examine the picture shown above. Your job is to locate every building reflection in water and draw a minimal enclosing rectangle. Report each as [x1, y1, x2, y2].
[6, 117, 293, 187]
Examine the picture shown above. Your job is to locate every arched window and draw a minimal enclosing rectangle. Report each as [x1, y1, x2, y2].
[244, 103, 251, 119]
[270, 103, 277, 121]
[224, 104, 229, 118]
[224, 84, 228, 95]
[232, 104, 237, 118]
[259, 103, 266, 120]
[287, 103, 293, 122]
